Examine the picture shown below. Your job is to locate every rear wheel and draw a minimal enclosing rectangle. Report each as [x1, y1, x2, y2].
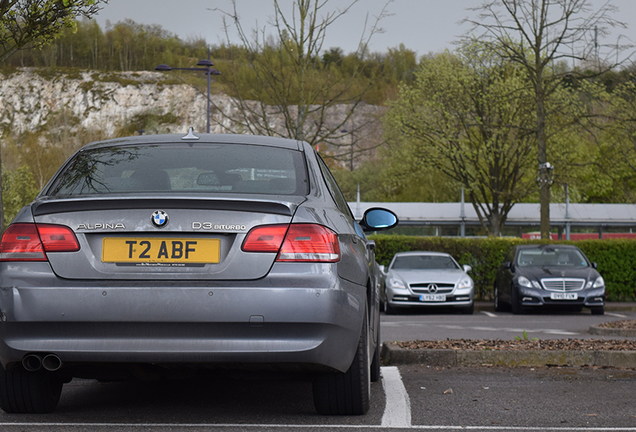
[370, 325, 381, 382]
[0, 367, 63, 413]
[313, 310, 370, 415]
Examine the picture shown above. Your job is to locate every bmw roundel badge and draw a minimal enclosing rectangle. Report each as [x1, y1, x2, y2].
[151, 210, 169, 228]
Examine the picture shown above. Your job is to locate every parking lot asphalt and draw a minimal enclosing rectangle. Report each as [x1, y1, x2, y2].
[381, 301, 636, 369]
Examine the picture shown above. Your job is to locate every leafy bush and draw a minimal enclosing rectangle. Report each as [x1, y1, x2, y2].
[2, 165, 39, 227]
[370, 234, 636, 301]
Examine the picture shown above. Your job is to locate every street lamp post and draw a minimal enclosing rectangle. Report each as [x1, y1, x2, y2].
[155, 50, 220, 133]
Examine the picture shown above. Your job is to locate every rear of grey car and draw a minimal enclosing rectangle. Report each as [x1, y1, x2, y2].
[0, 131, 396, 414]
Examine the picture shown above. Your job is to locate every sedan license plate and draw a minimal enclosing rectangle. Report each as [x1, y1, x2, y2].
[420, 294, 446, 302]
[550, 292, 578, 300]
[102, 238, 220, 264]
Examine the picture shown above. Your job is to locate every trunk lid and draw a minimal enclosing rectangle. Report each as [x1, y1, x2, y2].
[32, 196, 303, 280]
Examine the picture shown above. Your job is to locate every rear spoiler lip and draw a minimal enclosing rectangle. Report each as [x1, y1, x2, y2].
[32, 197, 301, 217]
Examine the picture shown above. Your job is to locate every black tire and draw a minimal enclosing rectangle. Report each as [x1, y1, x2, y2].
[591, 306, 605, 315]
[511, 288, 523, 315]
[313, 310, 370, 415]
[370, 325, 381, 383]
[460, 302, 474, 314]
[0, 367, 63, 413]
[494, 285, 506, 312]
[383, 300, 397, 315]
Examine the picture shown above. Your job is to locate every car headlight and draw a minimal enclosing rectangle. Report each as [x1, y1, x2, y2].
[588, 276, 605, 289]
[518, 276, 541, 289]
[517, 276, 532, 287]
[457, 277, 472, 289]
[388, 278, 406, 289]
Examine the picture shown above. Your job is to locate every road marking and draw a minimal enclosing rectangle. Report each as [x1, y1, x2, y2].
[472, 326, 499, 331]
[381, 366, 411, 428]
[481, 311, 497, 317]
[542, 330, 579, 335]
[606, 312, 627, 318]
[1, 422, 635, 430]
[435, 325, 580, 336]
[382, 321, 591, 336]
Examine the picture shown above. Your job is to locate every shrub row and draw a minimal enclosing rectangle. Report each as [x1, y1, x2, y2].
[369, 235, 636, 302]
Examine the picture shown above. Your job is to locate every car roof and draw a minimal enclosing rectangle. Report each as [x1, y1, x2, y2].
[79, 131, 305, 152]
[393, 251, 451, 257]
[514, 244, 580, 250]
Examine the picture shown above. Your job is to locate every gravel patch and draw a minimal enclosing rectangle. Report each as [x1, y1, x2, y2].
[395, 320, 636, 351]
[396, 338, 636, 351]
[597, 319, 636, 329]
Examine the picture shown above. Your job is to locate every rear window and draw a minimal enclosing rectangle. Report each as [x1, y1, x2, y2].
[46, 143, 308, 197]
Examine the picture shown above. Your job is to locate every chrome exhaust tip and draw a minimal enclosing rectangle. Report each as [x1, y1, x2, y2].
[41, 354, 63, 372]
[22, 354, 43, 372]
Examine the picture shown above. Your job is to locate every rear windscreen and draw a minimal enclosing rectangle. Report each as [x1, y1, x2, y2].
[46, 143, 308, 197]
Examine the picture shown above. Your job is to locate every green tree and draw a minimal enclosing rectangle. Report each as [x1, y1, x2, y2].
[578, 80, 636, 202]
[0, 0, 105, 63]
[385, 47, 539, 236]
[465, 0, 628, 238]
[0, 0, 106, 232]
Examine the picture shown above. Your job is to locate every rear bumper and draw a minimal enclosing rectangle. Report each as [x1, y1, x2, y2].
[0, 263, 365, 373]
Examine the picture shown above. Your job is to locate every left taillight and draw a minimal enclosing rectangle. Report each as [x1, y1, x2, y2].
[0, 223, 80, 262]
[242, 223, 340, 263]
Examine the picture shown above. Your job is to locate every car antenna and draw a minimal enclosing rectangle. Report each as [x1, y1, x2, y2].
[182, 127, 200, 141]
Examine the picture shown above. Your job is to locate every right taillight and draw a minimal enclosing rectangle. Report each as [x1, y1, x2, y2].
[278, 224, 340, 262]
[242, 223, 340, 262]
[0, 223, 79, 262]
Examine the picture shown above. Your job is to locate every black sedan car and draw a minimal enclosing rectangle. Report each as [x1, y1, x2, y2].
[493, 244, 605, 314]
[0, 129, 397, 415]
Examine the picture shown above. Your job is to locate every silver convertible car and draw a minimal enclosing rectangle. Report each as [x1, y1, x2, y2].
[381, 251, 474, 314]
[0, 130, 397, 415]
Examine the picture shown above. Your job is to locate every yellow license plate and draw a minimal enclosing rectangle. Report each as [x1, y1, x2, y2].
[102, 238, 220, 263]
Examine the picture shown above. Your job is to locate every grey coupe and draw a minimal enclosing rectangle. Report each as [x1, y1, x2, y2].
[0, 129, 397, 415]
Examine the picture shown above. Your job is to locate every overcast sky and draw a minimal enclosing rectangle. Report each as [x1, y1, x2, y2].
[93, 0, 636, 60]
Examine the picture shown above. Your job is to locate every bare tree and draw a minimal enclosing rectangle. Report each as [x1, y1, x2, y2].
[212, 0, 390, 155]
[464, 0, 629, 239]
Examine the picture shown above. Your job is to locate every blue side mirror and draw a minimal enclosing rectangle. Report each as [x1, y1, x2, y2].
[360, 208, 398, 231]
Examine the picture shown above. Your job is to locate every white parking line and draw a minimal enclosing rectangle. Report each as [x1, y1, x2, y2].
[606, 312, 627, 318]
[435, 324, 580, 336]
[542, 330, 580, 335]
[1, 422, 635, 430]
[380, 366, 411, 427]
[481, 311, 497, 318]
